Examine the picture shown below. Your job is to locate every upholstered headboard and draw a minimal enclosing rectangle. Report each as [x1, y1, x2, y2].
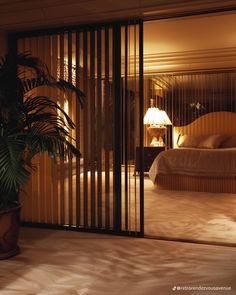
[173, 111, 236, 147]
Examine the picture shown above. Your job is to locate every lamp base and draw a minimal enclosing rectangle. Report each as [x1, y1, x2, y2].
[150, 137, 165, 147]
[148, 126, 166, 147]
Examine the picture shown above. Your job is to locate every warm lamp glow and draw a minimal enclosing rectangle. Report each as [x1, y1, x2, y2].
[144, 107, 172, 147]
[143, 107, 165, 126]
[160, 110, 172, 125]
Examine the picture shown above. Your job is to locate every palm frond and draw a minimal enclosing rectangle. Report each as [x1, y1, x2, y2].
[21, 76, 85, 107]
[16, 52, 50, 78]
[0, 52, 84, 208]
[23, 95, 75, 129]
[55, 79, 85, 106]
[23, 124, 80, 160]
[0, 136, 31, 194]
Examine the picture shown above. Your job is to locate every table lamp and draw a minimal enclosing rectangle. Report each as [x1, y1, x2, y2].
[144, 107, 171, 146]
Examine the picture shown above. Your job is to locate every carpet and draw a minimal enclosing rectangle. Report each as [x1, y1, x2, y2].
[144, 177, 236, 244]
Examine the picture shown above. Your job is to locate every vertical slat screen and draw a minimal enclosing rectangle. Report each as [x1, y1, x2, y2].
[82, 30, 88, 227]
[59, 33, 65, 225]
[90, 30, 96, 227]
[120, 22, 143, 233]
[44, 35, 53, 224]
[145, 71, 236, 148]
[97, 28, 102, 228]
[51, 34, 59, 225]
[104, 27, 111, 229]
[67, 31, 73, 226]
[17, 21, 143, 235]
[75, 31, 81, 227]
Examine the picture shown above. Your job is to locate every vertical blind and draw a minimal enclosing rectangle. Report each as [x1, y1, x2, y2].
[149, 71, 236, 127]
[17, 21, 143, 234]
[120, 24, 143, 233]
[144, 71, 236, 148]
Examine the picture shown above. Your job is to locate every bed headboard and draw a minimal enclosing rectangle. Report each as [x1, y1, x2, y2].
[173, 111, 236, 147]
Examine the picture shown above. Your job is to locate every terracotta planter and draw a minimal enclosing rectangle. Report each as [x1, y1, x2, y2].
[0, 205, 21, 259]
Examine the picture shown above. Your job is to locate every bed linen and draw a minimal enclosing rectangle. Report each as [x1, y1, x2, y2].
[149, 148, 236, 183]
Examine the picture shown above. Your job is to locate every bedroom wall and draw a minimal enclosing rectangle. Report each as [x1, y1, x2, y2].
[143, 12, 236, 147]
[151, 71, 236, 127]
[144, 12, 236, 74]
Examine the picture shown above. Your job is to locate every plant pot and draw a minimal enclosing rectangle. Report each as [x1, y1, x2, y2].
[0, 205, 21, 259]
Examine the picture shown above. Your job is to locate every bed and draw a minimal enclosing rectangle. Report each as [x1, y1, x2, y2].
[149, 111, 236, 193]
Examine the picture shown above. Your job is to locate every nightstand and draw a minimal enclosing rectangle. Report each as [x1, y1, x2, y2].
[135, 146, 165, 173]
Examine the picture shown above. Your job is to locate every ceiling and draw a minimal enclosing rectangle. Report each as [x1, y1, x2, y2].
[144, 12, 236, 73]
[1, 1, 236, 73]
[0, 0, 236, 32]
[144, 13, 236, 55]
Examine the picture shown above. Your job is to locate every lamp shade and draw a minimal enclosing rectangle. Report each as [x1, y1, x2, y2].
[160, 110, 172, 125]
[143, 107, 165, 126]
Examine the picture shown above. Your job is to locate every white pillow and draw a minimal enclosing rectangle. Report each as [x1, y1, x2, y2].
[178, 134, 225, 149]
[198, 134, 226, 149]
[177, 134, 204, 148]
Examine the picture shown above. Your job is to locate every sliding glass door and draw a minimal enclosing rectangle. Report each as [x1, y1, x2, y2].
[15, 20, 143, 235]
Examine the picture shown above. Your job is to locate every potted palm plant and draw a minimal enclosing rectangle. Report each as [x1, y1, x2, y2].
[0, 53, 84, 259]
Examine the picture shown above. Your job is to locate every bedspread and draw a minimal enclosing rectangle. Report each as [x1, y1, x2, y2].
[149, 148, 236, 183]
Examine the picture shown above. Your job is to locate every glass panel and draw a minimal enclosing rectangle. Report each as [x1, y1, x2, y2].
[17, 26, 115, 230]
[17, 21, 143, 234]
[120, 23, 143, 233]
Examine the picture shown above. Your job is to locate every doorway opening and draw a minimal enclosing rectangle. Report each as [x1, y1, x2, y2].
[143, 13, 236, 246]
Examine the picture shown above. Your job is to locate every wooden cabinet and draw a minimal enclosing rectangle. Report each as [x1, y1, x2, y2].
[135, 146, 165, 173]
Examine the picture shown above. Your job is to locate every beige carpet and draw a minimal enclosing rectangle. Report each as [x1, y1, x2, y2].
[144, 177, 236, 244]
[0, 227, 236, 295]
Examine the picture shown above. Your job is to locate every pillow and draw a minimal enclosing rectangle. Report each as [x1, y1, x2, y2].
[197, 134, 225, 149]
[221, 135, 236, 148]
[177, 134, 205, 148]
[177, 134, 225, 149]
